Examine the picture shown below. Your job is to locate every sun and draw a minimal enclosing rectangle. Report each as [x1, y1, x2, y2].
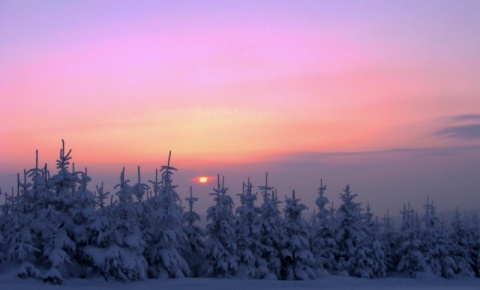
[199, 176, 208, 183]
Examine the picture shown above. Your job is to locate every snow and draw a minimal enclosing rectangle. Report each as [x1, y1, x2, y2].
[1, 274, 478, 290]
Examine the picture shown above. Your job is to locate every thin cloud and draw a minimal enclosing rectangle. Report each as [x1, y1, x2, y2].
[435, 124, 480, 140]
[450, 114, 480, 122]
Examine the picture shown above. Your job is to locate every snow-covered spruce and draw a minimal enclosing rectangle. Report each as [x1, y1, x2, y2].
[334, 185, 385, 278]
[203, 176, 238, 277]
[470, 213, 480, 277]
[182, 187, 205, 277]
[144, 152, 190, 278]
[395, 203, 426, 277]
[257, 173, 284, 279]
[309, 179, 337, 274]
[235, 179, 268, 278]
[363, 204, 387, 278]
[84, 167, 148, 281]
[449, 209, 475, 277]
[381, 209, 398, 272]
[280, 190, 316, 280]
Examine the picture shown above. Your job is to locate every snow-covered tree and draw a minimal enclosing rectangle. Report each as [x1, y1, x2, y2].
[309, 179, 337, 274]
[335, 186, 384, 278]
[449, 209, 474, 277]
[419, 198, 442, 275]
[94, 182, 110, 211]
[363, 204, 387, 278]
[84, 167, 147, 282]
[132, 166, 149, 202]
[235, 179, 267, 278]
[381, 209, 398, 272]
[66, 168, 96, 277]
[47, 140, 78, 212]
[280, 190, 315, 280]
[30, 141, 80, 283]
[257, 173, 284, 279]
[436, 217, 457, 278]
[145, 152, 189, 278]
[2, 176, 40, 279]
[470, 213, 480, 277]
[395, 203, 426, 277]
[203, 176, 238, 277]
[182, 187, 204, 277]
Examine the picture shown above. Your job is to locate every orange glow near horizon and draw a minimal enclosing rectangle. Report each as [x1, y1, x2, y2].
[199, 177, 208, 183]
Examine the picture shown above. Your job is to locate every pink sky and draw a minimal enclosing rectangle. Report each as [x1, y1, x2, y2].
[1, 1, 480, 215]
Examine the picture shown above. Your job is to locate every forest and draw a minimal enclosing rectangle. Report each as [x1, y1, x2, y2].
[0, 141, 479, 285]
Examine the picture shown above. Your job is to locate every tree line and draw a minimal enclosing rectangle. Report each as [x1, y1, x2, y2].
[0, 141, 479, 284]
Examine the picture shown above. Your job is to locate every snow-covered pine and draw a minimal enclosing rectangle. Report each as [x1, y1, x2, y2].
[130, 166, 151, 263]
[235, 178, 267, 278]
[29, 141, 81, 284]
[47, 140, 78, 212]
[145, 152, 190, 278]
[37, 207, 76, 284]
[309, 179, 337, 274]
[419, 198, 442, 275]
[203, 175, 238, 277]
[381, 209, 398, 272]
[363, 204, 387, 278]
[435, 216, 458, 278]
[395, 203, 427, 277]
[148, 169, 161, 198]
[132, 166, 150, 202]
[86, 182, 110, 247]
[257, 173, 284, 279]
[182, 186, 205, 277]
[0, 188, 4, 262]
[94, 182, 110, 210]
[84, 167, 148, 282]
[84, 183, 111, 277]
[449, 209, 475, 277]
[470, 213, 480, 277]
[334, 186, 384, 278]
[280, 190, 316, 280]
[2, 172, 40, 279]
[67, 167, 96, 278]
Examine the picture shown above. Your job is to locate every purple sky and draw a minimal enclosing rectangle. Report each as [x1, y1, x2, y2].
[1, 0, 480, 216]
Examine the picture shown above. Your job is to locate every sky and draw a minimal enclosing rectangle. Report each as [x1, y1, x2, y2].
[1, 0, 480, 217]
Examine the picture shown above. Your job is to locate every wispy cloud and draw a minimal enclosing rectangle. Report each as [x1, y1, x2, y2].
[430, 113, 480, 140]
[271, 145, 480, 163]
[450, 114, 480, 122]
[436, 124, 480, 140]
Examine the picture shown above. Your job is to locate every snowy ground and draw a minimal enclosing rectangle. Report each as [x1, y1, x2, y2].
[1, 274, 478, 290]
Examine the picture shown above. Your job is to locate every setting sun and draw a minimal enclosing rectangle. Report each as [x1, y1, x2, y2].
[199, 176, 208, 183]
